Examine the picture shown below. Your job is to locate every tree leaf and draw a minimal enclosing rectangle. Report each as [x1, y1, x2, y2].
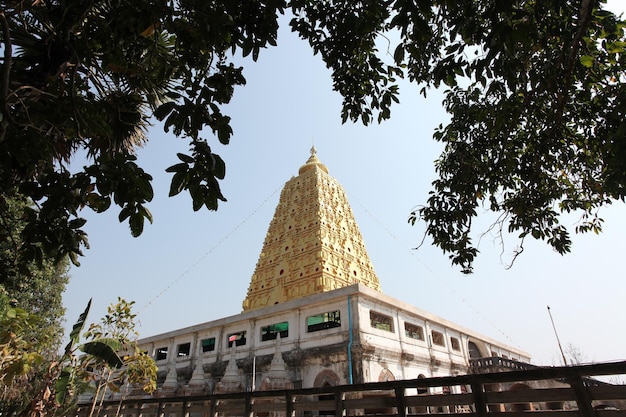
[80, 339, 124, 369]
[213, 154, 226, 180]
[153, 102, 176, 121]
[129, 213, 144, 237]
[64, 299, 92, 355]
[579, 55, 594, 67]
[177, 153, 195, 164]
[169, 172, 187, 197]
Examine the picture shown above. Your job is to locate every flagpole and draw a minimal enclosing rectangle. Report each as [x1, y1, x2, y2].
[547, 305, 568, 366]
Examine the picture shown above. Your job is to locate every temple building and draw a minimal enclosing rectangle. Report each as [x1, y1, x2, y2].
[136, 148, 530, 396]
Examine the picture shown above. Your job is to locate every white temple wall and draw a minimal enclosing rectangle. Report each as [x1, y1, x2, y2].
[137, 284, 530, 392]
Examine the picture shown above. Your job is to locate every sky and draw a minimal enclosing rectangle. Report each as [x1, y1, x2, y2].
[63, 2, 626, 368]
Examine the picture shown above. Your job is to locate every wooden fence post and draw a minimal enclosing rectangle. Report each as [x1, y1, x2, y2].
[334, 390, 345, 417]
[245, 393, 254, 417]
[286, 392, 295, 417]
[568, 376, 596, 417]
[209, 399, 217, 417]
[470, 382, 489, 417]
[395, 387, 407, 417]
[182, 399, 188, 417]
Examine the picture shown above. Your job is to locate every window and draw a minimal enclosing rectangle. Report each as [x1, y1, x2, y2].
[468, 341, 482, 359]
[201, 337, 216, 352]
[431, 330, 445, 347]
[155, 347, 168, 361]
[404, 323, 425, 340]
[450, 337, 460, 351]
[227, 331, 247, 347]
[370, 311, 394, 332]
[177, 342, 191, 357]
[307, 310, 341, 332]
[261, 322, 289, 341]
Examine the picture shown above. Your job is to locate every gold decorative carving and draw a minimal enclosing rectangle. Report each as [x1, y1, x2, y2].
[242, 151, 381, 311]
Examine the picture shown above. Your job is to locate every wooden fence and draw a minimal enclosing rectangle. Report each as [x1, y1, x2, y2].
[71, 360, 626, 417]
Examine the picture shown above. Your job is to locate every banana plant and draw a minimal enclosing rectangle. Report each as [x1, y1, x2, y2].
[55, 299, 123, 404]
[55, 298, 156, 413]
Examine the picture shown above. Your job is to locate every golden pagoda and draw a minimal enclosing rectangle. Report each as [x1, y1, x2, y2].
[242, 147, 382, 311]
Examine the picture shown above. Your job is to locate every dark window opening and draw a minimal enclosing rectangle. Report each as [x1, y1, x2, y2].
[405, 323, 424, 340]
[450, 337, 461, 351]
[468, 341, 482, 359]
[201, 337, 216, 352]
[261, 322, 289, 341]
[177, 342, 191, 357]
[370, 311, 394, 332]
[156, 347, 168, 361]
[307, 310, 341, 332]
[431, 330, 445, 347]
[227, 331, 247, 347]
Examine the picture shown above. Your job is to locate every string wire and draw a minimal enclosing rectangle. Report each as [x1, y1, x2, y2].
[138, 187, 280, 313]
[346, 189, 524, 351]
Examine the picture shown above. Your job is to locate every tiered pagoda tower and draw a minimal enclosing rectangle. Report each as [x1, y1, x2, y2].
[133, 147, 531, 399]
[242, 148, 382, 311]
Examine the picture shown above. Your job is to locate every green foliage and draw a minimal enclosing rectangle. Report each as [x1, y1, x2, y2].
[123, 351, 158, 394]
[0, 195, 70, 414]
[292, 0, 626, 271]
[56, 298, 157, 413]
[0, 0, 285, 270]
[0, 291, 53, 417]
[1, 195, 70, 350]
[0, 300, 44, 385]
[75, 299, 157, 406]
[403, 1, 626, 272]
[2, 0, 625, 272]
[55, 299, 93, 406]
[1, 298, 156, 416]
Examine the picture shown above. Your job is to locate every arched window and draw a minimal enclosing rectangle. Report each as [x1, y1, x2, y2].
[378, 369, 395, 382]
[314, 370, 340, 416]
[468, 341, 483, 359]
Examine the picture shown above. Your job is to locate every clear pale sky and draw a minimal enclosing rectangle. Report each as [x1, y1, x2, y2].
[63, 2, 626, 367]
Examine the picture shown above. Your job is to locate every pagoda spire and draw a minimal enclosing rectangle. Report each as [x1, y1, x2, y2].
[242, 150, 381, 311]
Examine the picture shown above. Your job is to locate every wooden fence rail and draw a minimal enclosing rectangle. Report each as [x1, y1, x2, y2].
[71, 361, 626, 417]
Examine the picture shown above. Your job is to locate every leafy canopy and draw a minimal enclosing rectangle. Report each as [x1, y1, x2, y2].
[1, 0, 282, 271]
[1, 0, 624, 273]
[1, 195, 69, 351]
[291, 0, 626, 271]
[0, 196, 69, 415]
[56, 299, 157, 412]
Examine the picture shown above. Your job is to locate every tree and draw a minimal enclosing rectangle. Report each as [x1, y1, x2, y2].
[0, 0, 282, 272]
[0, 292, 44, 387]
[289, 0, 625, 272]
[53, 298, 157, 417]
[0, 196, 69, 416]
[565, 343, 589, 365]
[397, 0, 626, 272]
[0, 298, 48, 417]
[1, 0, 625, 274]
[1, 298, 156, 417]
[1, 195, 69, 351]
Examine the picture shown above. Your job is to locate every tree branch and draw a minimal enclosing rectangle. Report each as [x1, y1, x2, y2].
[0, 11, 13, 142]
[557, 0, 594, 122]
[569, 0, 594, 70]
